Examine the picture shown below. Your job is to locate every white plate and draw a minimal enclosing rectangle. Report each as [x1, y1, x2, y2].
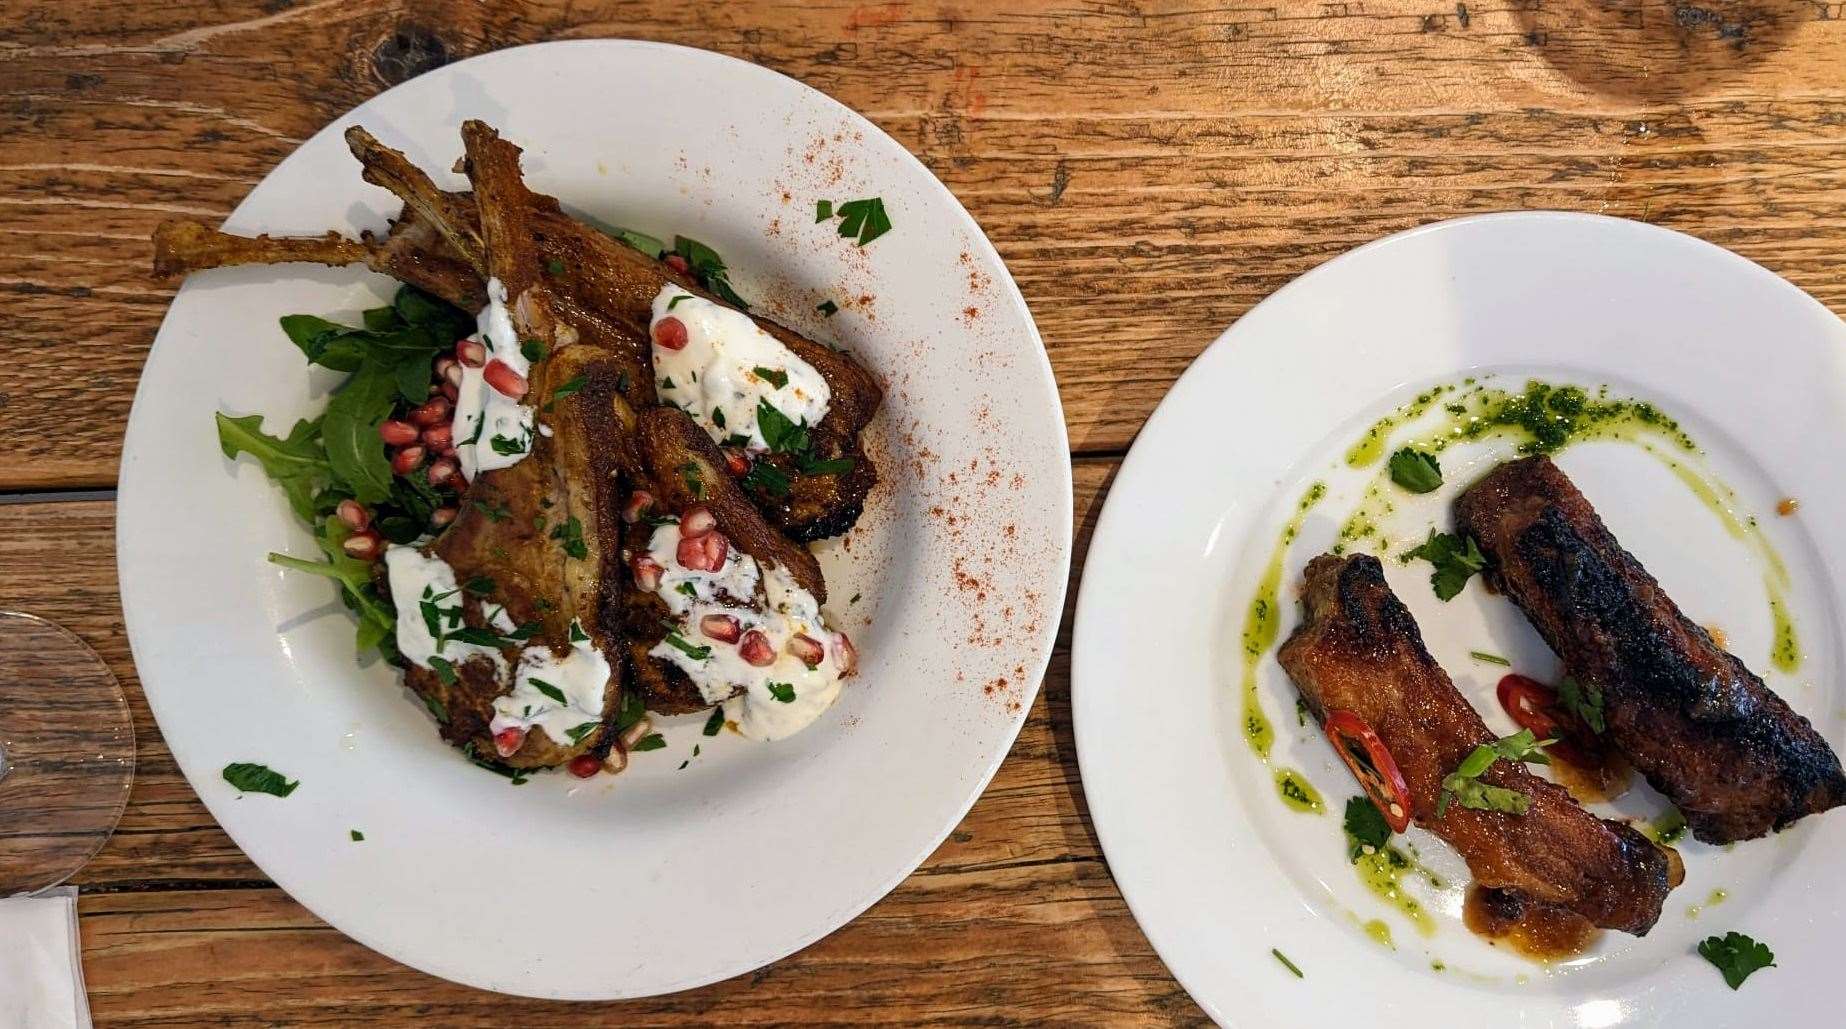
[1073, 212, 1846, 1026]
[117, 41, 1070, 1000]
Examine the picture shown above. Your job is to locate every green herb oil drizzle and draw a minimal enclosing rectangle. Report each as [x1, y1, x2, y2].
[1241, 481, 1326, 759]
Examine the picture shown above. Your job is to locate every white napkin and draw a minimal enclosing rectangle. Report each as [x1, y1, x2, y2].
[0, 887, 91, 1029]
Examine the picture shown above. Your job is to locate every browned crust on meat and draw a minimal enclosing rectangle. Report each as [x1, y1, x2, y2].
[1278, 553, 1674, 935]
[1455, 455, 1846, 843]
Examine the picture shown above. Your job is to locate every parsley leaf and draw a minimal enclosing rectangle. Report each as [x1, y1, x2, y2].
[816, 299, 839, 317]
[565, 722, 600, 744]
[703, 707, 726, 736]
[755, 399, 809, 454]
[615, 691, 647, 731]
[472, 497, 511, 522]
[569, 620, 590, 644]
[631, 733, 668, 752]
[678, 461, 705, 499]
[552, 375, 588, 402]
[350, 829, 364, 841]
[661, 629, 712, 661]
[550, 516, 589, 560]
[463, 575, 496, 596]
[223, 762, 298, 797]
[428, 655, 458, 685]
[1406, 530, 1487, 601]
[1698, 932, 1775, 989]
[1343, 796, 1393, 860]
[1557, 677, 1606, 734]
[610, 227, 667, 258]
[1469, 650, 1512, 666]
[1388, 447, 1443, 493]
[815, 199, 833, 222]
[673, 235, 750, 310]
[521, 338, 548, 362]
[753, 366, 790, 389]
[1271, 948, 1304, 979]
[767, 681, 797, 703]
[489, 433, 528, 456]
[742, 460, 792, 498]
[545, 258, 566, 276]
[833, 197, 893, 247]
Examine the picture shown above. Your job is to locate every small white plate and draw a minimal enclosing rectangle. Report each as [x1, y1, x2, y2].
[118, 41, 1070, 1000]
[1073, 213, 1846, 1025]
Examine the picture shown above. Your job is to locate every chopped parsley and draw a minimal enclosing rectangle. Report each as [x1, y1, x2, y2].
[1388, 448, 1443, 493]
[550, 516, 589, 560]
[815, 199, 833, 222]
[422, 693, 448, 723]
[463, 575, 496, 596]
[796, 452, 856, 476]
[428, 655, 458, 685]
[766, 681, 797, 703]
[1698, 932, 1774, 989]
[678, 461, 705, 499]
[545, 258, 566, 276]
[676, 582, 698, 598]
[660, 376, 676, 390]
[520, 338, 548, 362]
[1271, 948, 1304, 979]
[489, 432, 528, 456]
[712, 407, 727, 429]
[672, 235, 750, 310]
[1469, 650, 1512, 666]
[565, 722, 600, 744]
[1406, 529, 1487, 601]
[753, 366, 790, 389]
[350, 829, 364, 842]
[833, 197, 893, 247]
[816, 299, 839, 317]
[223, 762, 298, 797]
[742, 460, 792, 498]
[1557, 676, 1606, 734]
[552, 375, 588, 402]
[569, 619, 590, 644]
[1436, 729, 1550, 818]
[756, 399, 809, 455]
[668, 293, 693, 310]
[631, 733, 668, 752]
[703, 707, 726, 736]
[473, 497, 511, 522]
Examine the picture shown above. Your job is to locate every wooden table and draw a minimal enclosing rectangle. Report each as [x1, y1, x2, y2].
[4, 0, 1844, 1022]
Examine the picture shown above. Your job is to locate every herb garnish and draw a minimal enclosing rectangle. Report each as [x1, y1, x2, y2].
[565, 722, 600, 744]
[529, 678, 568, 705]
[678, 461, 705, 499]
[428, 655, 458, 685]
[1698, 932, 1775, 989]
[631, 733, 668, 752]
[569, 620, 590, 644]
[753, 366, 790, 389]
[521, 339, 548, 362]
[668, 293, 693, 310]
[550, 516, 589, 560]
[1388, 448, 1443, 493]
[1557, 677, 1606, 734]
[473, 497, 511, 522]
[672, 235, 750, 310]
[767, 682, 797, 703]
[463, 575, 496, 596]
[1271, 948, 1304, 979]
[815, 199, 833, 222]
[1469, 650, 1512, 666]
[756, 399, 809, 455]
[742, 460, 792, 498]
[223, 762, 298, 797]
[351, 829, 364, 842]
[832, 197, 893, 247]
[1343, 796, 1392, 860]
[422, 693, 449, 723]
[489, 432, 528, 456]
[703, 707, 726, 736]
[1406, 530, 1487, 602]
[1436, 729, 1550, 818]
[545, 258, 566, 276]
[816, 299, 839, 317]
[661, 629, 713, 661]
[552, 375, 588, 402]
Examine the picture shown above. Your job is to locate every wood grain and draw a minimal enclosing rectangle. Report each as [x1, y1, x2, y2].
[4, 0, 1846, 484]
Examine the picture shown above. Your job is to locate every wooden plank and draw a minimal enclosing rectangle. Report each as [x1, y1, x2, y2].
[3, 1, 1846, 485]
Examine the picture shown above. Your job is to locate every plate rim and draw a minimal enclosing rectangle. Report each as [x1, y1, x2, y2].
[115, 37, 1073, 999]
[1070, 209, 1846, 1024]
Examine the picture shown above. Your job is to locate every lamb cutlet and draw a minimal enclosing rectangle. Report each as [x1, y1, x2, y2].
[1455, 455, 1846, 844]
[154, 127, 883, 543]
[1279, 553, 1677, 936]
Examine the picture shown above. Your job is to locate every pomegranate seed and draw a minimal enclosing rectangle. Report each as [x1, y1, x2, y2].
[632, 555, 664, 592]
[422, 422, 453, 450]
[676, 530, 728, 572]
[440, 381, 460, 403]
[621, 490, 654, 525]
[430, 506, 458, 528]
[408, 396, 451, 427]
[390, 445, 426, 474]
[789, 633, 825, 668]
[652, 316, 689, 351]
[341, 530, 382, 561]
[739, 630, 776, 667]
[700, 614, 741, 643]
[664, 253, 691, 274]
[335, 499, 371, 531]
[427, 457, 458, 487]
[456, 338, 487, 368]
[680, 505, 716, 538]
[493, 726, 526, 758]
[568, 754, 602, 778]
[723, 448, 750, 476]
[483, 359, 528, 399]
[836, 632, 859, 676]
[379, 419, 419, 446]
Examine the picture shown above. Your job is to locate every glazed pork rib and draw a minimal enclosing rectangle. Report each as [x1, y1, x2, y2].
[1455, 455, 1846, 843]
[1279, 554, 1675, 935]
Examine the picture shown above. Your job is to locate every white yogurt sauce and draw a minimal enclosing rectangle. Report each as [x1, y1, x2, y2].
[643, 520, 848, 740]
[490, 622, 613, 748]
[649, 285, 830, 452]
[383, 545, 506, 678]
[453, 277, 536, 479]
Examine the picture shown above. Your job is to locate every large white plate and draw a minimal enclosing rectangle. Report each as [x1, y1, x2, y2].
[117, 41, 1070, 1000]
[1073, 213, 1846, 1026]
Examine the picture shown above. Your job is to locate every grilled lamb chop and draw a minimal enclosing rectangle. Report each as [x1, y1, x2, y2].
[1455, 455, 1846, 843]
[1279, 553, 1676, 936]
